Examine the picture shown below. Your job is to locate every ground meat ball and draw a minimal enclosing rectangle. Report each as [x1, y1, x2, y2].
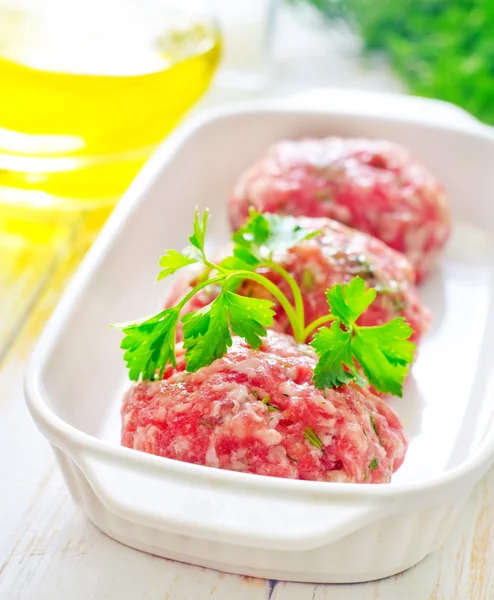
[122, 332, 407, 483]
[228, 137, 451, 282]
[166, 216, 430, 345]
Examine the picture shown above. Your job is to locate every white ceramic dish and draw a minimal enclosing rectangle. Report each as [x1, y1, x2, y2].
[25, 92, 494, 583]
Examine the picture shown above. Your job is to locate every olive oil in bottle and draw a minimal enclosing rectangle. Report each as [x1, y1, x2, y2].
[0, 1, 221, 209]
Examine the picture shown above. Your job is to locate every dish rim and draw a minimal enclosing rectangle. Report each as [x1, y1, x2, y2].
[24, 98, 494, 502]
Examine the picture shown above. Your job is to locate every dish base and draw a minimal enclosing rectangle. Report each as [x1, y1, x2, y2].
[58, 446, 469, 584]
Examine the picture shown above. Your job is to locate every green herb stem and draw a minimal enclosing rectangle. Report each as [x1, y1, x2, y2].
[177, 274, 226, 310]
[231, 270, 303, 341]
[302, 314, 337, 340]
[265, 260, 306, 331]
[204, 258, 224, 272]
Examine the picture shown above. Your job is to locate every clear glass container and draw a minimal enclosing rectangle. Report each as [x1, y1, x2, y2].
[0, 0, 221, 212]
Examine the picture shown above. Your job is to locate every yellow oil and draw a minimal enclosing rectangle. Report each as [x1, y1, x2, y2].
[0, 4, 221, 210]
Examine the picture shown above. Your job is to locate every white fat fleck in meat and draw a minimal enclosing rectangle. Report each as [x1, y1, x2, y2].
[275, 361, 298, 380]
[337, 236, 368, 257]
[279, 381, 301, 397]
[311, 393, 337, 416]
[233, 357, 263, 377]
[210, 400, 225, 418]
[328, 204, 352, 223]
[209, 383, 250, 417]
[228, 405, 264, 440]
[227, 416, 249, 439]
[251, 177, 272, 200]
[172, 370, 190, 384]
[266, 410, 283, 428]
[404, 226, 428, 261]
[151, 405, 168, 423]
[392, 437, 406, 461]
[302, 259, 326, 285]
[226, 384, 250, 405]
[416, 253, 434, 282]
[254, 427, 282, 446]
[122, 412, 132, 430]
[338, 422, 368, 478]
[308, 445, 324, 460]
[401, 187, 422, 208]
[266, 446, 291, 468]
[169, 401, 192, 416]
[320, 431, 336, 446]
[378, 213, 402, 244]
[205, 442, 220, 468]
[133, 425, 160, 449]
[326, 470, 352, 483]
[229, 449, 250, 471]
[346, 421, 367, 449]
[320, 407, 337, 422]
[173, 436, 191, 454]
[210, 381, 240, 394]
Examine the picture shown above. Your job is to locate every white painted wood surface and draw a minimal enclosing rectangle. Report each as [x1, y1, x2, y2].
[1, 4, 494, 599]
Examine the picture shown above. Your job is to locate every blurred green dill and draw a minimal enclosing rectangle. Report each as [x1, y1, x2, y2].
[288, 0, 494, 125]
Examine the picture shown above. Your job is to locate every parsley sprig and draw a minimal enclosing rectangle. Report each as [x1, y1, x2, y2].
[311, 277, 414, 396]
[114, 209, 415, 396]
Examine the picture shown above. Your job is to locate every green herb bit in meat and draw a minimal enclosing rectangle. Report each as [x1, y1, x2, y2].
[351, 254, 375, 280]
[375, 282, 408, 312]
[301, 268, 316, 291]
[369, 458, 379, 471]
[304, 427, 324, 449]
[262, 396, 280, 412]
[370, 413, 379, 436]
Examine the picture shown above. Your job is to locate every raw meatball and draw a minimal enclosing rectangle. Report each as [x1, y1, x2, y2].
[228, 137, 450, 282]
[122, 332, 407, 483]
[166, 216, 430, 345]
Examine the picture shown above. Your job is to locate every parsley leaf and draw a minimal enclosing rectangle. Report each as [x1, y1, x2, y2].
[326, 276, 376, 325]
[158, 209, 209, 281]
[311, 322, 361, 388]
[182, 294, 232, 372]
[117, 307, 180, 381]
[357, 318, 415, 367]
[219, 255, 256, 273]
[157, 208, 210, 281]
[157, 250, 198, 280]
[182, 290, 275, 372]
[311, 277, 415, 396]
[232, 209, 271, 265]
[352, 319, 414, 397]
[232, 209, 320, 266]
[189, 208, 209, 259]
[225, 291, 275, 348]
[263, 212, 320, 252]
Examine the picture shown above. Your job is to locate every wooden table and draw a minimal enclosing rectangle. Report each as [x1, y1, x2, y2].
[1, 6, 494, 599]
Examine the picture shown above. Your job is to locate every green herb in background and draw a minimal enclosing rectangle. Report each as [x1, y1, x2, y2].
[289, 0, 494, 125]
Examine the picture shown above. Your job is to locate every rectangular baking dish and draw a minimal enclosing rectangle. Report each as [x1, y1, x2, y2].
[25, 92, 494, 583]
